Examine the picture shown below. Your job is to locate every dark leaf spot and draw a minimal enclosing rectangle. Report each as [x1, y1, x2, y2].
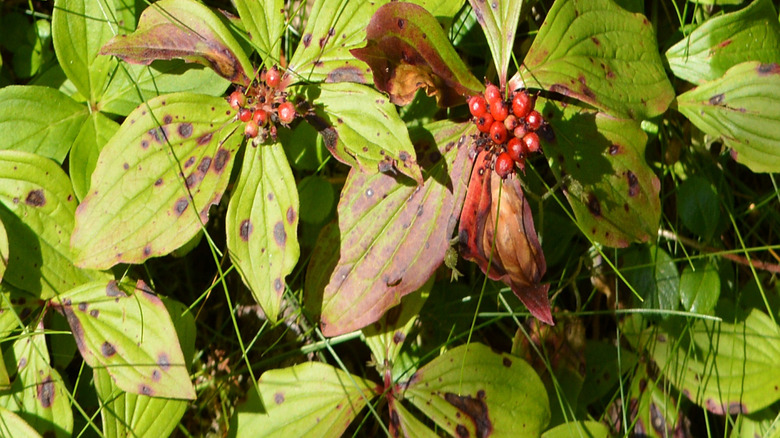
[163, 115, 173, 124]
[302, 33, 312, 47]
[326, 66, 365, 83]
[155, 178, 163, 186]
[609, 144, 620, 155]
[106, 280, 126, 297]
[25, 190, 46, 207]
[123, 162, 130, 170]
[455, 425, 468, 438]
[101, 342, 117, 357]
[274, 222, 286, 246]
[626, 171, 639, 197]
[90, 309, 99, 317]
[502, 357, 512, 367]
[444, 392, 492, 438]
[174, 197, 189, 215]
[587, 193, 601, 217]
[239, 219, 253, 241]
[267, 192, 274, 201]
[757, 63, 780, 75]
[198, 156, 212, 173]
[274, 392, 285, 404]
[148, 127, 168, 143]
[141, 140, 149, 149]
[152, 369, 161, 381]
[158, 353, 170, 371]
[591, 36, 600, 45]
[78, 302, 87, 312]
[214, 148, 229, 173]
[143, 245, 152, 257]
[139, 384, 154, 396]
[274, 278, 283, 292]
[392, 331, 405, 344]
[38, 376, 55, 408]
[197, 132, 213, 145]
[178, 123, 193, 138]
[397, 18, 405, 29]
[650, 403, 665, 434]
[709, 94, 724, 105]
[286, 206, 296, 224]
[184, 156, 196, 168]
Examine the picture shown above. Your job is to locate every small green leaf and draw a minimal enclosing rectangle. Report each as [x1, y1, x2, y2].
[316, 120, 472, 336]
[226, 142, 300, 324]
[679, 258, 720, 315]
[541, 99, 661, 247]
[517, 0, 674, 120]
[0, 86, 89, 163]
[351, 2, 483, 106]
[100, 0, 253, 85]
[100, 61, 230, 117]
[57, 279, 196, 399]
[542, 421, 611, 438]
[94, 367, 187, 438]
[388, 398, 439, 438]
[233, 0, 284, 62]
[676, 176, 720, 241]
[403, 343, 550, 437]
[623, 245, 680, 316]
[0, 406, 43, 438]
[279, 121, 329, 171]
[307, 82, 423, 183]
[69, 112, 120, 200]
[666, 0, 780, 84]
[288, 0, 385, 84]
[0, 151, 105, 299]
[627, 309, 780, 415]
[468, 0, 523, 84]
[230, 362, 379, 437]
[677, 61, 780, 173]
[71, 93, 241, 269]
[297, 175, 334, 224]
[52, 0, 118, 102]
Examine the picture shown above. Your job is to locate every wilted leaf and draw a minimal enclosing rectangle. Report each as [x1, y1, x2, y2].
[0, 151, 105, 299]
[52, 0, 117, 102]
[71, 93, 241, 269]
[100, 0, 253, 85]
[226, 142, 300, 323]
[233, 0, 284, 62]
[628, 309, 780, 415]
[679, 258, 720, 315]
[402, 343, 550, 437]
[0, 407, 42, 438]
[666, 0, 780, 84]
[468, 0, 523, 85]
[288, 0, 384, 84]
[56, 279, 195, 399]
[516, 0, 673, 120]
[315, 120, 472, 336]
[230, 362, 379, 437]
[69, 112, 119, 200]
[0, 86, 88, 163]
[541, 99, 660, 247]
[458, 150, 552, 324]
[306, 82, 423, 183]
[351, 2, 483, 106]
[677, 61, 780, 173]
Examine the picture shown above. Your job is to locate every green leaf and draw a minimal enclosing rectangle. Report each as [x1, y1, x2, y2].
[288, 0, 385, 84]
[362, 279, 431, 367]
[677, 61, 780, 173]
[403, 343, 550, 437]
[666, 0, 780, 84]
[351, 2, 483, 106]
[542, 421, 611, 438]
[57, 279, 196, 399]
[52, 0, 118, 102]
[94, 367, 187, 438]
[517, 0, 674, 120]
[541, 99, 661, 247]
[407, 0, 465, 24]
[731, 409, 780, 438]
[0, 284, 41, 338]
[315, 120, 472, 336]
[306, 82, 423, 183]
[628, 309, 780, 415]
[0, 407, 43, 438]
[297, 175, 334, 224]
[676, 176, 720, 241]
[0, 151, 105, 299]
[279, 121, 329, 171]
[0, 219, 7, 284]
[623, 245, 680, 316]
[468, 0, 522, 84]
[100, 0, 254, 85]
[579, 340, 637, 406]
[680, 258, 720, 315]
[71, 93, 241, 269]
[388, 398, 438, 438]
[0, 328, 73, 438]
[0, 86, 89, 163]
[233, 0, 284, 62]
[226, 142, 300, 324]
[230, 362, 379, 437]
[69, 112, 120, 200]
[100, 61, 230, 117]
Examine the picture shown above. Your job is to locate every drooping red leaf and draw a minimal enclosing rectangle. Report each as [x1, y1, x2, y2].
[351, 2, 483, 106]
[458, 150, 552, 325]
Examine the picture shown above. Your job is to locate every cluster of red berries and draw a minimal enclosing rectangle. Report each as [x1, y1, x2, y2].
[468, 83, 546, 179]
[228, 65, 297, 142]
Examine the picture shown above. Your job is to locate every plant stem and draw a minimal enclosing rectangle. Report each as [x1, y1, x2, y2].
[658, 229, 780, 274]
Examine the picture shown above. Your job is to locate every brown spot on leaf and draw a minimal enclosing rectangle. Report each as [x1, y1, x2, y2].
[626, 171, 639, 197]
[239, 219, 252, 241]
[273, 222, 286, 246]
[38, 376, 55, 408]
[184, 156, 196, 168]
[502, 357, 512, 367]
[178, 123, 193, 138]
[90, 309, 99, 317]
[757, 63, 780, 75]
[163, 115, 173, 124]
[157, 353, 171, 371]
[198, 156, 212, 173]
[591, 36, 600, 45]
[609, 144, 620, 155]
[174, 197, 189, 215]
[587, 193, 601, 217]
[123, 162, 130, 170]
[78, 302, 87, 312]
[326, 66, 365, 83]
[106, 280, 126, 297]
[155, 178, 163, 186]
[101, 342, 117, 357]
[25, 189, 46, 207]
[274, 278, 283, 292]
[444, 391, 492, 438]
[152, 369, 161, 381]
[286, 206, 296, 224]
[302, 33, 312, 47]
[141, 140, 149, 149]
[455, 425, 468, 438]
[139, 384, 154, 396]
[214, 148, 229, 173]
[148, 127, 167, 143]
[709, 94, 724, 105]
[274, 392, 285, 404]
[197, 132, 213, 145]
[392, 331, 405, 344]
[397, 18, 405, 29]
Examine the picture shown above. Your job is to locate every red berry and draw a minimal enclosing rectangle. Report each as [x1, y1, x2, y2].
[522, 132, 540, 153]
[277, 101, 296, 124]
[485, 84, 501, 106]
[476, 113, 494, 133]
[526, 110, 543, 131]
[228, 90, 246, 109]
[238, 107, 252, 122]
[513, 125, 528, 139]
[512, 92, 532, 118]
[490, 121, 508, 144]
[494, 152, 514, 179]
[266, 66, 281, 88]
[244, 120, 259, 138]
[490, 100, 509, 122]
[507, 137, 525, 162]
[504, 114, 518, 131]
[253, 109, 268, 126]
[468, 96, 488, 118]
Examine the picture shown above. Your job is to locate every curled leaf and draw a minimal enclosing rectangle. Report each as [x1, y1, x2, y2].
[458, 150, 552, 324]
